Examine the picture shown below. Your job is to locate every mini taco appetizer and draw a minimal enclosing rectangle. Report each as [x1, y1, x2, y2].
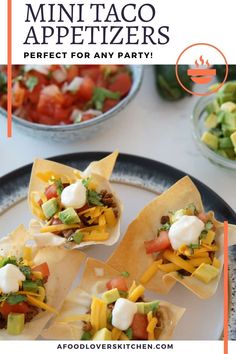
[0, 225, 85, 339]
[42, 258, 185, 340]
[28, 152, 122, 248]
[108, 176, 236, 299]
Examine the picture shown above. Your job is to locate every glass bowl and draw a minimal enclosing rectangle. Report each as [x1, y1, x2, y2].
[191, 95, 236, 170]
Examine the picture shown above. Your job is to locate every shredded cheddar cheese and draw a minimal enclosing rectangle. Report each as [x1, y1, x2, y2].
[139, 260, 163, 284]
[158, 263, 181, 273]
[56, 314, 91, 323]
[90, 297, 107, 332]
[163, 250, 195, 274]
[111, 327, 122, 340]
[26, 295, 58, 314]
[128, 285, 145, 302]
[40, 224, 81, 233]
[147, 317, 158, 340]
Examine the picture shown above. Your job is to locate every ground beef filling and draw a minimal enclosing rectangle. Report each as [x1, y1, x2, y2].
[49, 189, 118, 239]
[0, 305, 40, 329]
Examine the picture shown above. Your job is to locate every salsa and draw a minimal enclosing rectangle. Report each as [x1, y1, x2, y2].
[0, 65, 132, 125]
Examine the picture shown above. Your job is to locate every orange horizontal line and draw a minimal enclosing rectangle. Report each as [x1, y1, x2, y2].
[187, 69, 216, 76]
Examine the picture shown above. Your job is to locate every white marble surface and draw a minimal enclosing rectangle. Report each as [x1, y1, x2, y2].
[0, 66, 235, 211]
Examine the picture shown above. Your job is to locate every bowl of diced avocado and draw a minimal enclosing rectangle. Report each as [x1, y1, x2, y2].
[191, 81, 236, 169]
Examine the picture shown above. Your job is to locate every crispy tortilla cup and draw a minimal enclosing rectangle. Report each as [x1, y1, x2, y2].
[28, 151, 122, 249]
[42, 258, 185, 340]
[0, 225, 86, 340]
[107, 176, 236, 299]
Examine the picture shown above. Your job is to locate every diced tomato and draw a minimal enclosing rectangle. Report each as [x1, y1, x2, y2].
[30, 112, 61, 125]
[106, 277, 128, 292]
[103, 99, 119, 113]
[144, 231, 171, 254]
[27, 84, 43, 105]
[81, 113, 96, 122]
[62, 93, 78, 107]
[131, 313, 148, 340]
[67, 65, 79, 82]
[77, 77, 95, 101]
[45, 183, 58, 200]
[49, 65, 61, 72]
[32, 262, 50, 280]
[53, 106, 71, 123]
[198, 212, 209, 223]
[12, 82, 25, 108]
[37, 85, 64, 116]
[0, 302, 31, 319]
[108, 72, 132, 97]
[79, 66, 101, 82]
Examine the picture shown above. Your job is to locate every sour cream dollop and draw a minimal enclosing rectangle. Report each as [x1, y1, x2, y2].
[61, 180, 87, 209]
[169, 215, 205, 250]
[112, 298, 137, 331]
[0, 264, 26, 293]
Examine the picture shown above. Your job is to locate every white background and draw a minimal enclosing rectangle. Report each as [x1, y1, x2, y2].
[0, 0, 7, 64]
[0, 0, 233, 64]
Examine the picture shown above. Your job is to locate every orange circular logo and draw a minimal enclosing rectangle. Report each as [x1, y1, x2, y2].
[175, 43, 228, 96]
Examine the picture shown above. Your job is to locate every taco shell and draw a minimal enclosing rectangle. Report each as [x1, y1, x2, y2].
[0, 225, 86, 340]
[107, 176, 236, 299]
[28, 151, 122, 249]
[42, 258, 185, 340]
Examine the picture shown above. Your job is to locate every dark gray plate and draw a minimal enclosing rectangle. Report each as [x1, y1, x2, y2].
[0, 152, 235, 339]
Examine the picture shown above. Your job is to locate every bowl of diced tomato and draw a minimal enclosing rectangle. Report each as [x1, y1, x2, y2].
[0, 65, 143, 141]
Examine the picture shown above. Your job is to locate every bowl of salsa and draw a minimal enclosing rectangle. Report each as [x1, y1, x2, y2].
[0, 65, 143, 141]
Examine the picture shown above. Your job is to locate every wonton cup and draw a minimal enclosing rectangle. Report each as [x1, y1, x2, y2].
[42, 258, 185, 340]
[28, 151, 122, 249]
[0, 225, 86, 340]
[107, 176, 236, 299]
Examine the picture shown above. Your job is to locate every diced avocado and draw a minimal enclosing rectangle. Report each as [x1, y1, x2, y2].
[204, 113, 218, 129]
[58, 207, 80, 225]
[201, 132, 218, 150]
[81, 331, 92, 340]
[22, 280, 38, 293]
[223, 112, 236, 128]
[93, 328, 112, 340]
[72, 231, 84, 244]
[137, 301, 159, 314]
[222, 124, 236, 137]
[137, 302, 145, 314]
[219, 137, 233, 149]
[201, 230, 215, 245]
[7, 313, 25, 335]
[225, 148, 235, 159]
[41, 198, 59, 219]
[210, 127, 223, 138]
[230, 131, 236, 148]
[221, 102, 236, 113]
[102, 288, 120, 304]
[206, 100, 220, 114]
[192, 263, 219, 284]
[217, 150, 228, 158]
[216, 110, 225, 124]
[217, 82, 236, 105]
